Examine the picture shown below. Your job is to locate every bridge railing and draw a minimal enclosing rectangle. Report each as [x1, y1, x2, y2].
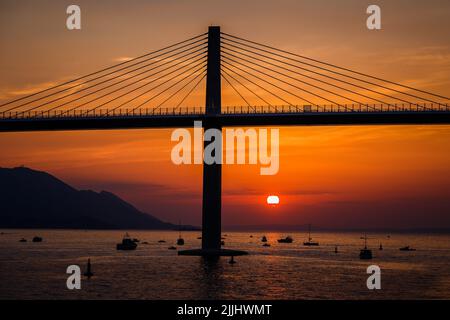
[221, 103, 450, 114]
[0, 103, 449, 120]
[0, 106, 207, 120]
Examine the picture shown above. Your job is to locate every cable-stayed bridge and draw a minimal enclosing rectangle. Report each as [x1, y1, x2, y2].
[1, 26, 449, 256]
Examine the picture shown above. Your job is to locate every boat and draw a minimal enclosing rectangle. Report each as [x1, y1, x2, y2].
[19, 238, 27, 242]
[359, 234, 372, 259]
[261, 235, 268, 242]
[32, 236, 43, 242]
[263, 243, 271, 247]
[379, 243, 383, 250]
[303, 224, 319, 246]
[176, 221, 185, 246]
[158, 240, 166, 243]
[197, 237, 202, 239]
[334, 246, 338, 254]
[221, 240, 225, 246]
[277, 236, 293, 243]
[84, 258, 94, 278]
[116, 233, 138, 250]
[399, 246, 416, 251]
[168, 246, 177, 250]
[229, 256, 236, 264]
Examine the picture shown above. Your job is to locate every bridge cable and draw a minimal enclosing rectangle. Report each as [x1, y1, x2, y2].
[21, 47, 208, 115]
[221, 32, 450, 102]
[220, 68, 273, 107]
[129, 63, 207, 113]
[175, 73, 207, 110]
[222, 63, 296, 107]
[223, 53, 362, 109]
[221, 72, 252, 108]
[222, 45, 392, 108]
[153, 70, 207, 111]
[223, 60, 341, 108]
[221, 40, 428, 110]
[101, 60, 207, 115]
[65, 56, 207, 116]
[0, 33, 208, 109]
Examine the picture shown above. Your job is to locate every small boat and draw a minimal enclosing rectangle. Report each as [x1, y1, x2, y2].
[168, 246, 177, 250]
[359, 234, 372, 259]
[261, 235, 268, 242]
[250, 235, 253, 238]
[84, 259, 94, 278]
[399, 246, 416, 251]
[334, 246, 338, 254]
[32, 236, 43, 242]
[303, 224, 319, 246]
[229, 256, 236, 264]
[158, 240, 166, 243]
[221, 240, 225, 246]
[277, 236, 293, 243]
[176, 221, 185, 246]
[263, 243, 271, 247]
[197, 237, 202, 240]
[116, 233, 138, 250]
[19, 238, 27, 242]
[379, 243, 383, 250]
[141, 241, 149, 245]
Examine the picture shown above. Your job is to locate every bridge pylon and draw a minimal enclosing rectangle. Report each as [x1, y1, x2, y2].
[178, 26, 247, 257]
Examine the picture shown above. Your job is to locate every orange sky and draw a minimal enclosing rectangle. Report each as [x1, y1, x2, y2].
[0, 0, 449, 228]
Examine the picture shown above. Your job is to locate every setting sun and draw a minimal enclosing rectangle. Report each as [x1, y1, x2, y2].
[267, 195, 280, 205]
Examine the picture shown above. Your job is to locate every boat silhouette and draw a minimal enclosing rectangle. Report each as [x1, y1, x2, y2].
[261, 235, 268, 242]
[303, 224, 319, 246]
[277, 236, 293, 243]
[84, 258, 94, 278]
[116, 233, 137, 250]
[32, 236, 43, 242]
[359, 234, 372, 259]
[399, 246, 416, 251]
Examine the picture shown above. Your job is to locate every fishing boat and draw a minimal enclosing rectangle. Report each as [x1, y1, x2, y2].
[303, 224, 319, 246]
[176, 221, 185, 245]
[359, 234, 372, 259]
[277, 236, 293, 243]
[84, 258, 94, 278]
[261, 235, 268, 242]
[263, 243, 271, 247]
[399, 246, 416, 251]
[32, 236, 43, 242]
[19, 238, 27, 242]
[116, 233, 138, 250]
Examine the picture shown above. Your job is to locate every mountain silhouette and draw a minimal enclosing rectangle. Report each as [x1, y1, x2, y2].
[0, 166, 188, 229]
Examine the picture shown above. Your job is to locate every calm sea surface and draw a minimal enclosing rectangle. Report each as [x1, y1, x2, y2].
[0, 229, 449, 299]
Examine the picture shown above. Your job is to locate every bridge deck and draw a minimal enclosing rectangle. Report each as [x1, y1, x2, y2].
[1, 110, 450, 132]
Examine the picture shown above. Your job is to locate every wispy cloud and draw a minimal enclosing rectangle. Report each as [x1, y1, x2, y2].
[113, 56, 134, 62]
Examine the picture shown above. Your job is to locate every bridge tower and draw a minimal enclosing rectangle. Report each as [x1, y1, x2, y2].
[179, 26, 247, 257]
[202, 26, 222, 251]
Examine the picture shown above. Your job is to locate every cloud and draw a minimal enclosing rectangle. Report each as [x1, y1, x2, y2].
[113, 56, 134, 62]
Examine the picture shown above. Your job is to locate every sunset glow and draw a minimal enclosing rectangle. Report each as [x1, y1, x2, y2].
[267, 195, 280, 205]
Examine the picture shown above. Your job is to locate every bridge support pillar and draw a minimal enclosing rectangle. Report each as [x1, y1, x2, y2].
[179, 26, 247, 257]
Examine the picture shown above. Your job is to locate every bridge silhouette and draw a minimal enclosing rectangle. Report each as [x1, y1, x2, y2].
[1, 26, 449, 256]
